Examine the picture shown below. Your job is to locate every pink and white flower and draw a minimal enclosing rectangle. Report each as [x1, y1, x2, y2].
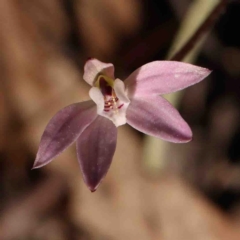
[33, 58, 211, 191]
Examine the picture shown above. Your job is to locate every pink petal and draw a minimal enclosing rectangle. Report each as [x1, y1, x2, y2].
[126, 96, 192, 143]
[125, 61, 211, 98]
[33, 101, 97, 169]
[89, 87, 104, 113]
[114, 79, 130, 103]
[83, 58, 115, 86]
[76, 116, 117, 192]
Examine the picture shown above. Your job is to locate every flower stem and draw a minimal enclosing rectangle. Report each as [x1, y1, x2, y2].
[171, 0, 229, 61]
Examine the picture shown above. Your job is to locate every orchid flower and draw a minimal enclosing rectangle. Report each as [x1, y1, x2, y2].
[33, 58, 211, 191]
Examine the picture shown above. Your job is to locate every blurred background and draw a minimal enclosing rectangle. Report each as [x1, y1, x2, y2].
[1, 0, 240, 239]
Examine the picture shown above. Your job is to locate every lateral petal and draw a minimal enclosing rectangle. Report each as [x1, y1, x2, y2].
[83, 58, 115, 86]
[114, 78, 130, 103]
[126, 96, 192, 143]
[33, 101, 97, 169]
[125, 61, 211, 98]
[76, 116, 117, 192]
[89, 87, 104, 114]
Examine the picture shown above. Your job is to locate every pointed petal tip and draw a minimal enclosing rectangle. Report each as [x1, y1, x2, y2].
[170, 134, 192, 143]
[201, 67, 212, 77]
[90, 188, 97, 193]
[32, 153, 52, 169]
[87, 183, 99, 192]
[178, 126, 193, 143]
[31, 164, 40, 170]
[32, 159, 45, 170]
[180, 135, 192, 143]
